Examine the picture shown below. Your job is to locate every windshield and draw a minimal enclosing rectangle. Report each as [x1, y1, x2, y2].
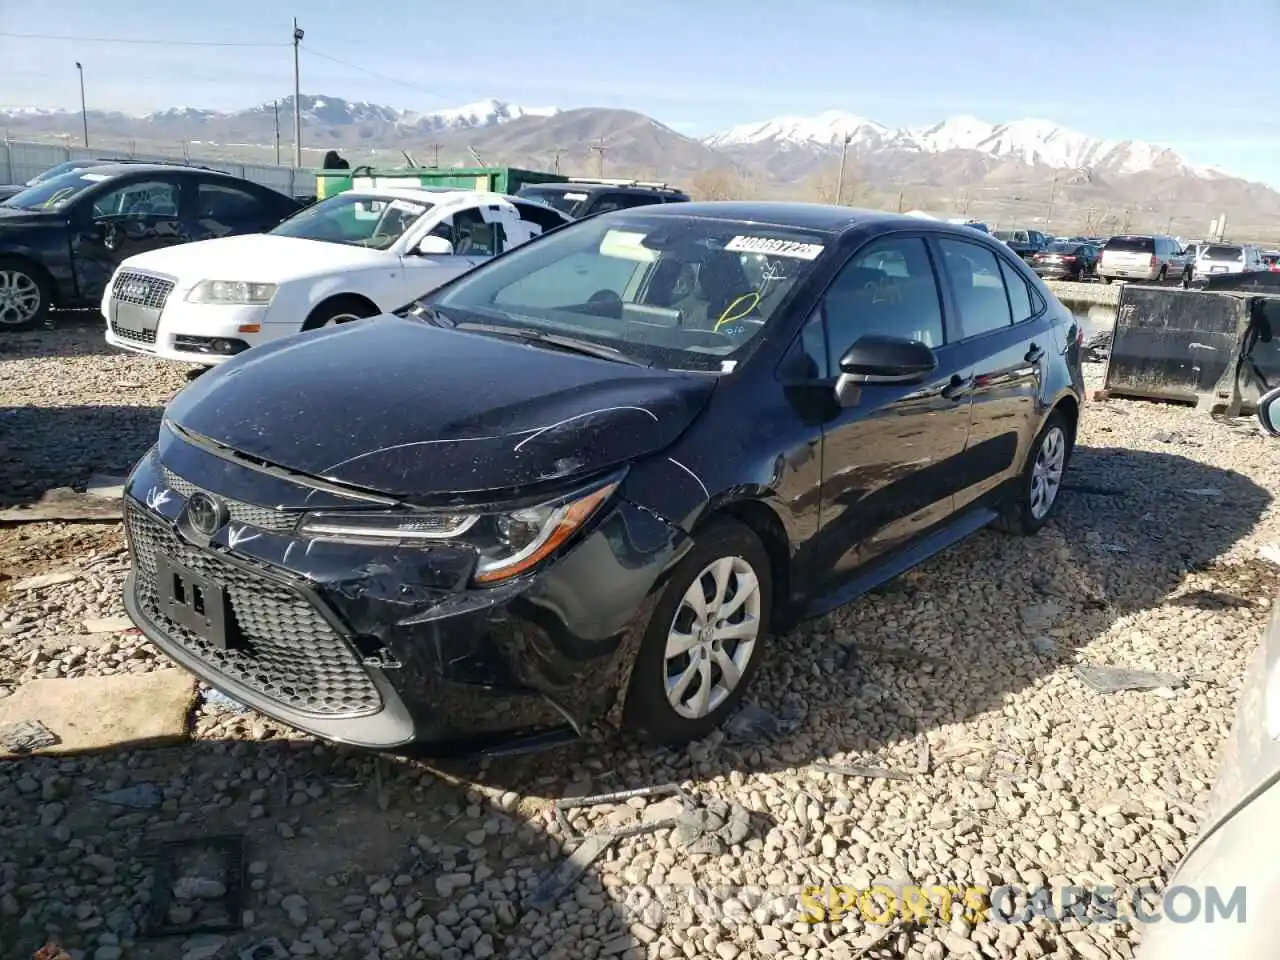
[270, 193, 433, 249]
[2, 169, 116, 210]
[1045, 241, 1079, 253]
[515, 186, 587, 217]
[1105, 236, 1155, 254]
[28, 160, 99, 185]
[1204, 245, 1244, 261]
[424, 212, 829, 371]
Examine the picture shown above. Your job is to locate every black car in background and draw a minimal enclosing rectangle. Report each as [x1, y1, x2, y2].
[120, 202, 1084, 755]
[1031, 241, 1100, 280]
[0, 164, 301, 331]
[993, 228, 1050, 262]
[515, 178, 689, 219]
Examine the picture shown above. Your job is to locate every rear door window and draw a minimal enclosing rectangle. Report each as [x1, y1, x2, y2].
[937, 237, 1013, 338]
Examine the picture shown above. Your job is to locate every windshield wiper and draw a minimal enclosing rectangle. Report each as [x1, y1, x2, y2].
[454, 321, 648, 366]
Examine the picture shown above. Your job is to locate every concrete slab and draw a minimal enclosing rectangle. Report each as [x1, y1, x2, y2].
[82, 615, 137, 634]
[0, 670, 197, 757]
[85, 473, 128, 500]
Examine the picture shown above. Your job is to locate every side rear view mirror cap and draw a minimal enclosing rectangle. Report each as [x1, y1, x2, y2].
[838, 335, 938, 383]
[1258, 384, 1280, 437]
[415, 236, 454, 257]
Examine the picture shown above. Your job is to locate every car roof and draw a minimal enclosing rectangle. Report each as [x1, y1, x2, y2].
[624, 201, 1001, 238]
[343, 187, 570, 213]
[526, 181, 686, 196]
[58, 162, 237, 178]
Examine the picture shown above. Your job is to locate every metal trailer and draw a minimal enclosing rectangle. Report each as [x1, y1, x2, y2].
[314, 166, 566, 200]
[1097, 281, 1280, 416]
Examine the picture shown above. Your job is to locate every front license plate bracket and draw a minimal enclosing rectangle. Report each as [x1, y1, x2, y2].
[156, 554, 235, 649]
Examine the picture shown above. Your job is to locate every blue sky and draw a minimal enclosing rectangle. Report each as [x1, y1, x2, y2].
[3, 0, 1278, 184]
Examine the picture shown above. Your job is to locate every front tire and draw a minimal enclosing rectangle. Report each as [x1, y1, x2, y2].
[622, 517, 772, 745]
[0, 258, 51, 332]
[302, 296, 379, 331]
[996, 409, 1072, 536]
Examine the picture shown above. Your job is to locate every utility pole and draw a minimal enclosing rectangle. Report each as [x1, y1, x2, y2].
[273, 99, 281, 165]
[1045, 171, 1058, 230]
[896, 189, 904, 213]
[292, 19, 304, 167]
[590, 140, 607, 178]
[552, 149, 563, 174]
[834, 133, 852, 205]
[429, 143, 441, 168]
[75, 62, 88, 148]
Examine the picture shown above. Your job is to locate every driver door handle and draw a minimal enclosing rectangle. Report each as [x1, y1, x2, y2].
[1025, 343, 1045, 364]
[941, 374, 973, 401]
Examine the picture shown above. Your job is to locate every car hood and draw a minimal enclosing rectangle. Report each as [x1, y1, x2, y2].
[164, 315, 717, 498]
[120, 232, 394, 281]
[0, 205, 58, 225]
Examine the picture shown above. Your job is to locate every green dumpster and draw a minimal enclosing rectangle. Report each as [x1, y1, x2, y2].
[315, 166, 565, 200]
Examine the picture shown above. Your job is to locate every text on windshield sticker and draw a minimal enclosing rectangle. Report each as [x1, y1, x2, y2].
[725, 236, 824, 260]
[564, 192, 589, 201]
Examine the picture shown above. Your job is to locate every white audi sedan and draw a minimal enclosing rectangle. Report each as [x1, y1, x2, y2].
[101, 187, 570, 367]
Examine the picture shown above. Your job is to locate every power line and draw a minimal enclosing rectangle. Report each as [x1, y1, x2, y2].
[300, 45, 444, 99]
[0, 30, 285, 47]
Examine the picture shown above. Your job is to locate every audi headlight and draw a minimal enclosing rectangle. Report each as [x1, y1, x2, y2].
[296, 478, 619, 585]
[186, 280, 278, 305]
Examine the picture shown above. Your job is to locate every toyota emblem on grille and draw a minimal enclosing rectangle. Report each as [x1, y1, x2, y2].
[185, 492, 229, 536]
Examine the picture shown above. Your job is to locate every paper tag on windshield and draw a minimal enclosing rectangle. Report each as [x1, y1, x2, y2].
[564, 192, 589, 201]
[725, 236, 824, 260]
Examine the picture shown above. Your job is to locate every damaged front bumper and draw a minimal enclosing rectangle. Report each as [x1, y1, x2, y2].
[120, 441, 688, 756]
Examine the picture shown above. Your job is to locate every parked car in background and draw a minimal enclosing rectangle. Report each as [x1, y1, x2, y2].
[1263, 251, 1280, 272]
[993, 228, 1050, 262]
[946, 218, 990, 233]
[1194, 242, 1266, 279]
[515, 177, 689, 219]
[119, 201, 1084, 753]
[0, 163, 301, 332]
[1135, 385, 1280, 959]
[102, 187, 570, 367]
[0, 158, 118, 202]
[1031, 240, 1099, 280]
[1097, 234, 1192, 284]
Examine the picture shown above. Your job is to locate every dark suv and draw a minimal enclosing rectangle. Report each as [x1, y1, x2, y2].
[515, 178, 689, 219]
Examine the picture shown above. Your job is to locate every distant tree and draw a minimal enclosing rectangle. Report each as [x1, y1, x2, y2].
[691, 168, 747, 201]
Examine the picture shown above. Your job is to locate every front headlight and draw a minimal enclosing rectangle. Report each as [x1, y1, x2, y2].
[186, 280, 278, 305]
[296, 478, 619, 585]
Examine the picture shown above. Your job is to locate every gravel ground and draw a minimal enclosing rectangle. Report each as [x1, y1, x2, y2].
[1, 317, 1279, 960]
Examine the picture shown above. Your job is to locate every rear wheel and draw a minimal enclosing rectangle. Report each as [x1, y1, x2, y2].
[302, 296, 379, 331]
[0, 259, 50, 332]
[622, 517, 772, 745]
[996, 409, 1072, 536]
[1157, 265, 1168, 282]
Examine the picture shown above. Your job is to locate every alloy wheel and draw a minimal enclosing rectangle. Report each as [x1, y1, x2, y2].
[663, 556, 762, 719]
[0, 269, 41, 327]
[1030, 425, 1066, 520]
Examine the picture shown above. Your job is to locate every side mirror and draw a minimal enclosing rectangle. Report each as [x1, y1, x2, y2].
[414, 235, 454, 257]
[834, 335, 937, 407]
[1258, 385, 1280, 437]
[839, 335, 937, 382]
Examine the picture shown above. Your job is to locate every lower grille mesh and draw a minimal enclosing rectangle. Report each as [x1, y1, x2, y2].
[126, 500, 381, 717]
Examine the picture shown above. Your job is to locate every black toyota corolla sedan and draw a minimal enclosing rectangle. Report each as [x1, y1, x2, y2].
[121, 202, 1085, 755]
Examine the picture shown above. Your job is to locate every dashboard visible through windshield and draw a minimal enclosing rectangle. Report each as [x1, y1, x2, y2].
[423, 212, 829, 371]
[270, 193, 433, 249]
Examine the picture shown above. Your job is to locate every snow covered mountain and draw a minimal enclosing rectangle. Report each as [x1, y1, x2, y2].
[707, 110, 1220, 179]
